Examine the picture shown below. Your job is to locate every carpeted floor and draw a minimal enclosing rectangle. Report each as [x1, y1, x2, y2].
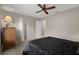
[2, 40, 28, 55]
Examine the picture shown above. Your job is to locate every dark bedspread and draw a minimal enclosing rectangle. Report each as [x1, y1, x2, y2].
[23, 37, 79, 55]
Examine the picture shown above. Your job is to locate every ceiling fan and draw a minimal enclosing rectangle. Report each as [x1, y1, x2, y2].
[36, 4, 56, 14]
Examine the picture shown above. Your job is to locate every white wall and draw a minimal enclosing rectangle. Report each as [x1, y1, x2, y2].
[26, 17, 36, 41]
[0, 15, 2, 54]
[15, 18, 25, 42]
[42, 7, 79, 42]
[35, 20, 42, 39]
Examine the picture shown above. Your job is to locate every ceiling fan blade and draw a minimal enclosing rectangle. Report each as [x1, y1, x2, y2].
[46, 6, 55, 10]
[37, 4, 43, 9]
[44, 10, 48, 14]
[36, 10, 43, 13]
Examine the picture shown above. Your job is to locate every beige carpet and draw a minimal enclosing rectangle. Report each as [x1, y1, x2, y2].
[2, 41, 27, 55]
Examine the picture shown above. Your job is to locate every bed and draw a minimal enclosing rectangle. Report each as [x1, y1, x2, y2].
[23, 37, 79, 55]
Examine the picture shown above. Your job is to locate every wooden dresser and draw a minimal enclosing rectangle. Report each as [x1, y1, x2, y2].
[3, 27, 16, 51]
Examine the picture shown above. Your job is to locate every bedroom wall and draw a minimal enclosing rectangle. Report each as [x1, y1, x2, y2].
[26, 16, 36, 41]
[0, 9, 37, 42]
[42, 7, 79, 42]
[35, 19, 42, 39]
[0, 19, 2, 55]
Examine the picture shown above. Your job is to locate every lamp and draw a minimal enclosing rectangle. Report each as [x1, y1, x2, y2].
[3, 16, 12, 27]
[4, 16, 12, 22]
